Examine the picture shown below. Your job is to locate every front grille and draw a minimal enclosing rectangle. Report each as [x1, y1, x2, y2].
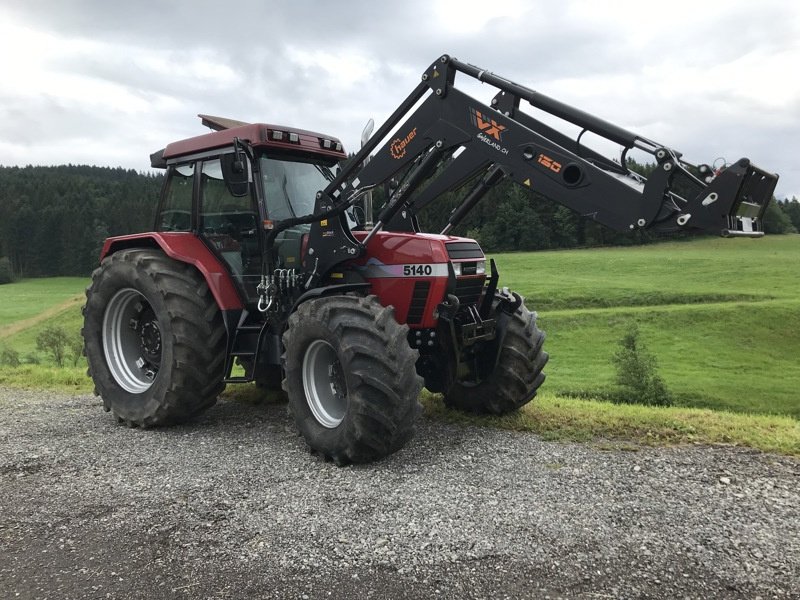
[454, 277, 484, 306]
[446, 241, 484, 260]
[407, 281, 431, 324]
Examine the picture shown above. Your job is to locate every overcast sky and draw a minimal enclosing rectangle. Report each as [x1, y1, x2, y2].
[1, 0, 798, 200]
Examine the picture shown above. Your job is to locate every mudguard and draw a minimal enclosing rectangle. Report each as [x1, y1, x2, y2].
[100, 232, 243, 311]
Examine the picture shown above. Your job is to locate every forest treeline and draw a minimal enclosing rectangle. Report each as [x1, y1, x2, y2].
[0, 165, 162, 279]
[0, 163, 798, 280]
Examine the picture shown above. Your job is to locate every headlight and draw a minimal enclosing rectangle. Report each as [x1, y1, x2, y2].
[452, 262, 462, 276]
[476, 260, 486, 275]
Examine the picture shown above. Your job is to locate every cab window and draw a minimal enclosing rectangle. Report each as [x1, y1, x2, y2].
[158, 163, 194, 231]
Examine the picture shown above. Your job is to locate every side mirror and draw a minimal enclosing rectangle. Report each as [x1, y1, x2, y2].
[361, 118, 375, 148]
[221, 139, 250, 197]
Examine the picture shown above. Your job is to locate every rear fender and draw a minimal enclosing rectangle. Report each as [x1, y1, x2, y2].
[100, 232, 243, 311]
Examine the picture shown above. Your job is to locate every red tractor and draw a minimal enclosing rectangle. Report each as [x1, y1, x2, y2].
[82, 55, 777, 464]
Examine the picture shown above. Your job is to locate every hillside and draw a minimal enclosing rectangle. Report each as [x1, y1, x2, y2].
[0, 165, 162, 278]
[495, 235, 800, 418]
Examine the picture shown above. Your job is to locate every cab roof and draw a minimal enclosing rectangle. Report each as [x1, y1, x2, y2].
[150, 114, 347, 168]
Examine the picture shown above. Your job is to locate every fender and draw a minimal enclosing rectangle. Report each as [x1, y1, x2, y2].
[100, 232, 243, 311]
[290, 283, 372, 314]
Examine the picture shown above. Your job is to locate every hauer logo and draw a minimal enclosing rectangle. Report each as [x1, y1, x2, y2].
[390, 127, 417, 159]
[469, 108, 506, 141]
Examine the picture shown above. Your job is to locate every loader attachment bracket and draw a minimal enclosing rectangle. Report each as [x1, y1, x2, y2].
[688, 159, 776, 237]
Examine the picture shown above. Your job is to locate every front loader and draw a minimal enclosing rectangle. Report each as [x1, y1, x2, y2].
[82, 54, 778, 465]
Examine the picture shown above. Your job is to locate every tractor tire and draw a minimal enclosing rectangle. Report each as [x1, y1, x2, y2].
[282, 295, 422, 465]
[82, 248, 227, 427]
[444, 297, 548, 415]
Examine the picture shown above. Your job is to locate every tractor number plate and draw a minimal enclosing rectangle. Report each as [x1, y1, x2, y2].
[403, 264, 433, 276]
[356, 262, 448, 278]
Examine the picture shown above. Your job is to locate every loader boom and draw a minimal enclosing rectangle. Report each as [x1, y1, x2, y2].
[299, 55, 777, 281]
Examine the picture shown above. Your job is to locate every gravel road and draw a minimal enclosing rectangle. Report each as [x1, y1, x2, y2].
[1, 387, 798, 600]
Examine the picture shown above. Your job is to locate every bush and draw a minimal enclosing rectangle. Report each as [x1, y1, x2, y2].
[1, 346, 21, 367]
[611, 324, 672, 406]
[68, 335, 85, 367]
[0, 257, 13, 284]
[36, 325, 70, 367]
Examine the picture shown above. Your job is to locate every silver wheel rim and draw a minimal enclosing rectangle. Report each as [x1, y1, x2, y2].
[302, 339, 347, 428]
[102, 288, 161, 394]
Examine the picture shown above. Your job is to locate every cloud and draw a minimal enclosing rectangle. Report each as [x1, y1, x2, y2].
[0, 0, 798, 199]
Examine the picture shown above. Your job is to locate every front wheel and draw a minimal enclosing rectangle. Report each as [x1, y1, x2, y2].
[82, 249, 227, 427]
[282, 295, 422, 465]
[444, 295, 548, 415]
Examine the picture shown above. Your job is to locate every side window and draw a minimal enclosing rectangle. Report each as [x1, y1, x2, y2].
[199, 158, 261, 299]
[158, 163, 194, 231]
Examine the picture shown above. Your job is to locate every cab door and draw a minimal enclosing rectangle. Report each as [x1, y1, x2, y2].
[197, 155, 262, 303]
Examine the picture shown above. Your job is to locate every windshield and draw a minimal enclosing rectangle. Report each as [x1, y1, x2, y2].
[260, 156, 334, 220]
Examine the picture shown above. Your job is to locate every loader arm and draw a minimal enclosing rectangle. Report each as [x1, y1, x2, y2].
[301, 55, 778, 280]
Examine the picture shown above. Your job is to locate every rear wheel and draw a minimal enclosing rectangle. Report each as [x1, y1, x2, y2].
[282, 295, 422, 465]
[82, 249, 227, 426]
[444, 296, 548, 415]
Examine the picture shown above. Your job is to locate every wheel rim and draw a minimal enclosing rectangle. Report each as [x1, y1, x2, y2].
[102, 288, 161, 394]
[302, 339, 347, 428]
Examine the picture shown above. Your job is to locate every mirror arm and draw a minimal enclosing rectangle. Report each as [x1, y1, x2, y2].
[233, 137, 247, 174]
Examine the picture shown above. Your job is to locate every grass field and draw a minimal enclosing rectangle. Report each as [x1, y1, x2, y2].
[493, 235, 800, 418]
[0, 277, 86, 330]
[0, 236, 798, 454]
[0, 278, 87, 343]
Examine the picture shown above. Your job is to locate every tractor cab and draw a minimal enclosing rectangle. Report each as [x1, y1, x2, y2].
[150, 116, 347, 305]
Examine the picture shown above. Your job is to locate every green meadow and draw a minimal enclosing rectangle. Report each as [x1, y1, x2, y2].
[0, 277, 88, 391]
[0, 277, 86, 329]
[494, 235, 800, 419]
[1, 236, 798, 454]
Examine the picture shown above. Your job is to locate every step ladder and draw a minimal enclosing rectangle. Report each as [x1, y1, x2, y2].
[223, 312, 267, 383]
